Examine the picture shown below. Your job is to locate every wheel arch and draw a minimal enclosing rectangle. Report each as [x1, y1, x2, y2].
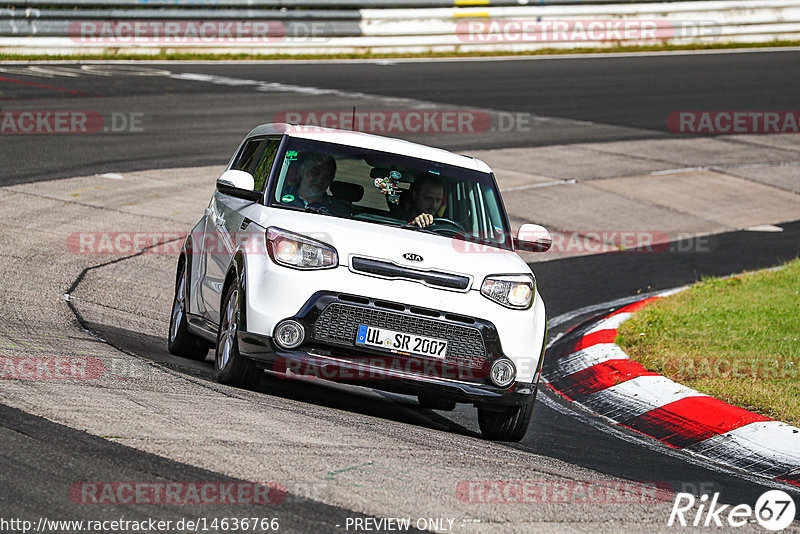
[221, 250, 248, 333]
[177, 235, 194, 314]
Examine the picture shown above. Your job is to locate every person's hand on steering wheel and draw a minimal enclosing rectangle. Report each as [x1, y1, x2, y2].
[410, 213, 435, 227]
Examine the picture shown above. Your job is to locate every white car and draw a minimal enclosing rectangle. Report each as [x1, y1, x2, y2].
[168, 123, 551, 441]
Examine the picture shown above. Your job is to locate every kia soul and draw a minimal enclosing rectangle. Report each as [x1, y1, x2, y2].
[168, 123, 552, 441]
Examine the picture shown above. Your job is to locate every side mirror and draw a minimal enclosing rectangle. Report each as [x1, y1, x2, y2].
[514, 223, 552, 253]
[216, 170, 261, 201]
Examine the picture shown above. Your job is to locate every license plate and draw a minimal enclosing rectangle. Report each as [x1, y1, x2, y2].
[355, 325, 448, 359]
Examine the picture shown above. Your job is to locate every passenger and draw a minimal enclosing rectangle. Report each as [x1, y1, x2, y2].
[281, 153, 350, 216]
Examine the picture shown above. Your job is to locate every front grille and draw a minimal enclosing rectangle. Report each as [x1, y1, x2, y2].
[351, 256, 471, 291]
[313, 302, 488, 370]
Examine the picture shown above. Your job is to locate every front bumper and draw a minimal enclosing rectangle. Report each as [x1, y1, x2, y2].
[241, 251, 546, 383]
[238, 330, 536, 408]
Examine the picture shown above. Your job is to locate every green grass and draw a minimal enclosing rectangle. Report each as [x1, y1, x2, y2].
[2, 40, 800, 61]
[617, 258, 800, 427]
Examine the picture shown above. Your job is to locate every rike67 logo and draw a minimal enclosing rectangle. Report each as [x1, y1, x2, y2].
[668, 490, 796, 531]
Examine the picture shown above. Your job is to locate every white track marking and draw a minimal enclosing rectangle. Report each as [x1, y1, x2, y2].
[686, 421, 800, 478]
[538, 390, 800, 495]
[546, 282, 800, 483]
[585, 312, 633, 334]
[164, 71, 614, 131]
[0, 64, 172, 78]
[579, 375, 707, 421]
[547, 286, 688, 333]
[500, 179, 577, 192]
[744, 224, 784, 232]
[548, 343, 629, 379]
[170, 71, 443, 106]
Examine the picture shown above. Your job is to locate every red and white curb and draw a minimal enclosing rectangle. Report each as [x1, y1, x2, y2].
[541, 293, 800, 488]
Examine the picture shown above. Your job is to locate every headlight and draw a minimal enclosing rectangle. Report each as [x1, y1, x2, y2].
[480, 274, 535, 309]
[266, 227, 338, 270]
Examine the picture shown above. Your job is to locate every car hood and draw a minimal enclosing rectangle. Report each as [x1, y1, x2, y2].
[245, 207, 535, 289]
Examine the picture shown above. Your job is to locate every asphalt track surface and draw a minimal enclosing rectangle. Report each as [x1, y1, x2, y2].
[1, 52, 799, 530]
[1, 403, 404, 532]
[7, 219, 795, 530]
[0, 49, 799, 183]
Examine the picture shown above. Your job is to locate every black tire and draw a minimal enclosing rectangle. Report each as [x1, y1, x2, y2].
[214, 280, 261, 389]
[477, 399, 535, 442]
[418, 395, 457, 411]
[168, 261, 209, 361]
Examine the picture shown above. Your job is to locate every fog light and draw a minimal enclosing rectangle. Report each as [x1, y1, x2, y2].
[274, 320, 305, 349]
[490, 358, 516, 388]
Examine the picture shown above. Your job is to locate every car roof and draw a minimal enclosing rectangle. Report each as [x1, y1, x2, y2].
[246, 123, 492, 174]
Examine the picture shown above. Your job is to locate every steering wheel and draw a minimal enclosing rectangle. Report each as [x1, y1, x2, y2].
[428, 217, 466, 234]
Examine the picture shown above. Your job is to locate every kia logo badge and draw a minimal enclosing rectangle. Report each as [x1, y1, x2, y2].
[403, 253, 423, 262]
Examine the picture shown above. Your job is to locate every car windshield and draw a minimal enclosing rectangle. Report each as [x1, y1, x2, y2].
[267, 137, 512, 250]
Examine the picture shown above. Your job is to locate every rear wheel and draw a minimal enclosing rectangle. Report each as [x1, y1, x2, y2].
[215, 281, 261, 389]
[477, 399, 534, 442]
[168, 262, 209, 361]
[418, 395, 456, 411]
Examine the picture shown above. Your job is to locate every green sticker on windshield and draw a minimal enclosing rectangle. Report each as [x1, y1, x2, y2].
[281, 194, 295, 203]
[285, 150, 298, 162]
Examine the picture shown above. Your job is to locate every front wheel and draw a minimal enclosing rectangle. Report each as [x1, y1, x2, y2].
[477, 399, 534, 442]
[168, 262, 209, 361]
[214, 281, 261, 389]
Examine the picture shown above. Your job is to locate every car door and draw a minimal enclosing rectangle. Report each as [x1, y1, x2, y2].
[200, 137, 282, 326]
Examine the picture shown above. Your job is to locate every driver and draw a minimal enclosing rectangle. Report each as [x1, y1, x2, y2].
[401, 175, 444, 228]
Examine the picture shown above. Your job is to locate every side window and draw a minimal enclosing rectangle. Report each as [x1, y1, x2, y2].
[252, 138, 281, 192]
[231, 138, 263, 173]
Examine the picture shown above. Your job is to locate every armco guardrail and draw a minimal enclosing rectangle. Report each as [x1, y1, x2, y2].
[1, 0, 711, 7]
[1, 0, 799, 55]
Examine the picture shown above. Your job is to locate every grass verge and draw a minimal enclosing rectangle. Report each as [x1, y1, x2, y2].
[1, 40, 800, 61]
[617, 258, 800, 427]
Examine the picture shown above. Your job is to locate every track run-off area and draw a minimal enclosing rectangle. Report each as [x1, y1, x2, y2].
[0, 52, 799, 532]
